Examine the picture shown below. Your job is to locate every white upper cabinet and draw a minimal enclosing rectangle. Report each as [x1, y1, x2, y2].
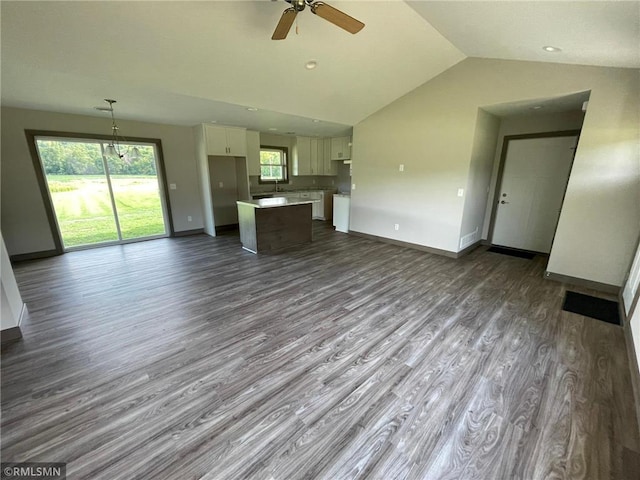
[330, 136, 351, 160]
[246, 130, 260, 176]
[322, 138, 337, 175]
[293, 136, 312, 176]
[226, 128, 247, 156]
[204, 124, 247, 157]
[310, 138, 321, 175]
[205, 125, 227, 156]
[295, 136, 340, 176]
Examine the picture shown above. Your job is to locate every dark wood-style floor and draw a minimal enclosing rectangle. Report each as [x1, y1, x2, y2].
[2, 223, 639, 479]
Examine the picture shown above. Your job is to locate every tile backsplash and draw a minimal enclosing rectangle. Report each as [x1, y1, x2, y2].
[250, 175, 337, 193]
[250, 164, 352, 194]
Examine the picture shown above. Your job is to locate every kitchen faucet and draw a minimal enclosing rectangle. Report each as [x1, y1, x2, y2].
[274, 179, 279, 193]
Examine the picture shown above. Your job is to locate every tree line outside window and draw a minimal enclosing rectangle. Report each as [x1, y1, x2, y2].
[259, 146, 288, 183]
[37, 139, 157, 175]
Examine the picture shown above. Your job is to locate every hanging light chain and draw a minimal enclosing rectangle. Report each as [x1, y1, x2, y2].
[103, 99, 140, 161]
[108, 99, 122, 158]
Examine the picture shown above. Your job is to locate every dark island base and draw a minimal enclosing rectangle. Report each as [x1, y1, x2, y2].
[238, 203, 312, 253]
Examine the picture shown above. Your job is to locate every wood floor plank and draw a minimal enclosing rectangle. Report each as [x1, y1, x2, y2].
[2, 223, 638, 479]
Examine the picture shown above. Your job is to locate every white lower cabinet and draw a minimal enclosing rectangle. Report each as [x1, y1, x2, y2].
[333, 195, 350, 233]
[310, 192, 323, 219]
[274, 191, 332, 220]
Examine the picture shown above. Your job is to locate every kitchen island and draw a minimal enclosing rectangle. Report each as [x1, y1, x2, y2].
[237, 197, 314, 253]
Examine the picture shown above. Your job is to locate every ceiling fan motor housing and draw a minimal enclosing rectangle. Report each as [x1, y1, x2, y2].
[285, 0, 308, 12]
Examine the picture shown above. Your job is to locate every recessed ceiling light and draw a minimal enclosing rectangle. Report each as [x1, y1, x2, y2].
[305, 60, 318, 70]
[247, 107, 258, 112]
[312, 119, 320, 123]
[268, 127, 278, 131]
[531, 106, 543, 110]
[542, 46, 561, 52]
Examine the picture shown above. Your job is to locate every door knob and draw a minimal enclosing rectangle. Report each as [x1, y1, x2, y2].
[501, 200, 509, 204]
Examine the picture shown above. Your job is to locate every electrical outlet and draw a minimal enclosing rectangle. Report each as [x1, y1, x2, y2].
[169, 183, 177, 190]
[352, 183, 356, 190]
[399, 164, 404, 172]
[394, 224, 399, 231]
[187, 216, 192, 222]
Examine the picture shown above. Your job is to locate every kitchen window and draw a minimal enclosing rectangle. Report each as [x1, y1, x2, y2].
[259, 146, 288, 183]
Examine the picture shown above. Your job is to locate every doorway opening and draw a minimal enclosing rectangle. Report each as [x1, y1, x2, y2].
[32, 134, 171, 251]
[488, 131, 580, 254]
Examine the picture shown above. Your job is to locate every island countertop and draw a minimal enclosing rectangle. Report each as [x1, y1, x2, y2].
[237, 197, 313, 253]
[237, 197, 316, 209]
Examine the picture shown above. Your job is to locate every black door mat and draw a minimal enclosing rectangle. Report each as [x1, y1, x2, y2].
[562, 291, 621, 325]
[487, 246, 536, 259]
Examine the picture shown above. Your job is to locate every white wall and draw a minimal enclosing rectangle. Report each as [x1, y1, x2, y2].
[1, 232, 24, 330]
[482, 110, 586, 239]
[351, 58, 639, 286]
[1, 107, 204, 256]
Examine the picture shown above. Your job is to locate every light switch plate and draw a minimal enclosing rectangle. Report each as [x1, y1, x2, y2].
[169, 183, 177, 190]
[457, 188, 464, 197]
[399, 164, 404, 172]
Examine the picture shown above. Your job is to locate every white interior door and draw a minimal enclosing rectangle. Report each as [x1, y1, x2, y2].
[623, 239, 640, 314]
[492, 135, 578, 253]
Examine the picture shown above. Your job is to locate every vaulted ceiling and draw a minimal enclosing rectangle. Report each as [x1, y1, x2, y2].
[1, 1, 637, 136]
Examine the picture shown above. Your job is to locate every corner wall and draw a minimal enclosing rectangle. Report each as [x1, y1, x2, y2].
[1, 232, 24, 331]
[351, 58, 639, 286]
[1, 107, 203, 256]
[459, 109, 500, 250]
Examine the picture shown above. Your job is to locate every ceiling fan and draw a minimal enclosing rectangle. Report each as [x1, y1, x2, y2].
[272, 0, 365, 40]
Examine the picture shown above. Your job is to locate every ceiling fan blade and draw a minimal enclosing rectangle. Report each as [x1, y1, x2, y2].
[272, 8, 297, 40]
[310, 2, 364, 34]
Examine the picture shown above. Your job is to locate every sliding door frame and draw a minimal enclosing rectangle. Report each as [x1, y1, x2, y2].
[25, 129, 175, 254]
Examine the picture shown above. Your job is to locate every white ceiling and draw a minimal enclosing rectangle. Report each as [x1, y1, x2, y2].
[1, 1, 637, 136]
[407, 1, 640, 69]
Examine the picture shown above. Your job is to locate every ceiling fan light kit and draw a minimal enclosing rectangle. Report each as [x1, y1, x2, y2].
[272, 0, 364, 40]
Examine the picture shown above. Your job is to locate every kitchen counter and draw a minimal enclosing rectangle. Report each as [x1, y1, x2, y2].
[250, 188, 337, 197]
[237, 199, 313, 253]
[250, 190, 337, 221]
[238, 197, 314, 209]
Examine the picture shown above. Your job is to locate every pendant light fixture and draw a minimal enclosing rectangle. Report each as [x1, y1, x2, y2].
[98, 99, 141, 161]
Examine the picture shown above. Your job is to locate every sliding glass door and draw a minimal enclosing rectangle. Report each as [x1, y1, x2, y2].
[35, 137, 169, 250]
